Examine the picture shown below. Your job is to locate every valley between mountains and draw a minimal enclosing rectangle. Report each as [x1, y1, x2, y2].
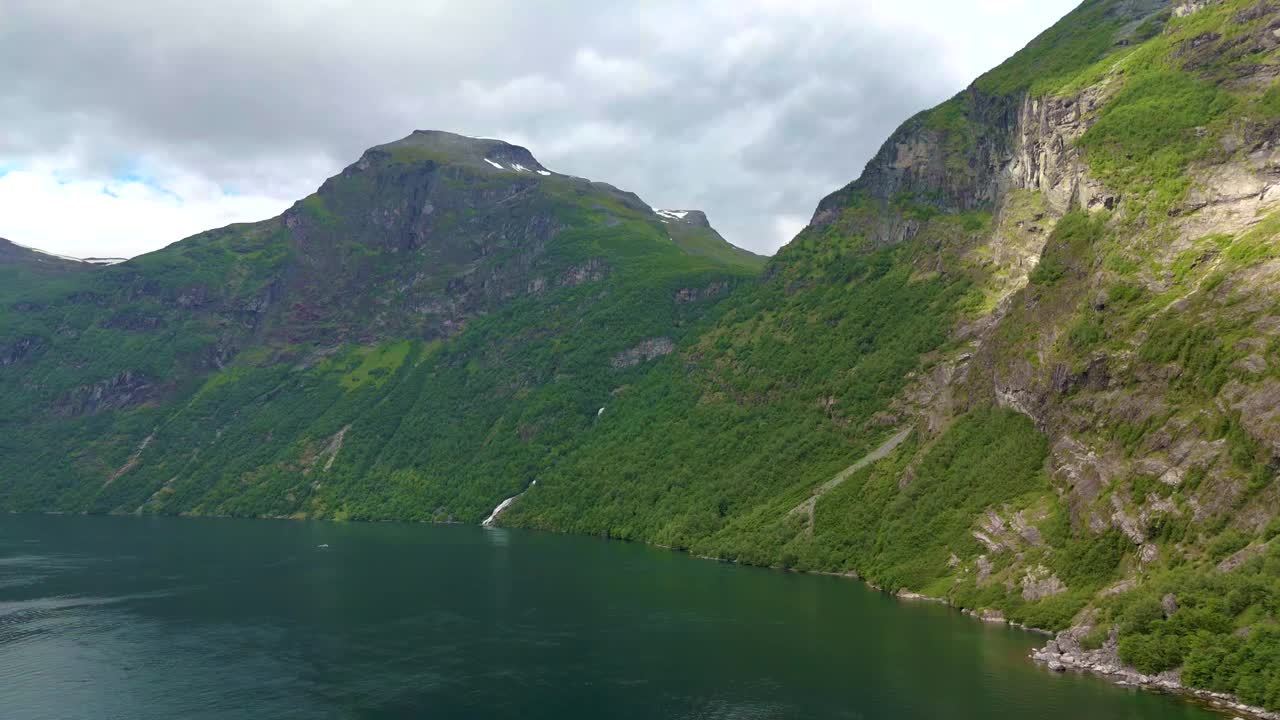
[4, 0, 1280, 714]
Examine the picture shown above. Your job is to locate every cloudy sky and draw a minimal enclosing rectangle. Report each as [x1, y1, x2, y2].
[0, 0, 1078, 258]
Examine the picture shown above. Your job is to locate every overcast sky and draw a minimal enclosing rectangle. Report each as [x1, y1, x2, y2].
[0, 0, 1078, 258]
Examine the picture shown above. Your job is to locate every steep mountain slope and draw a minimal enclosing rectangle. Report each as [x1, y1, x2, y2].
[497, 0, 1280, 711]
[3, 0, 1280, 713]
[0, 130, 762, 519]
[658, 209, 767, 271]
[0, 238, 94, 303]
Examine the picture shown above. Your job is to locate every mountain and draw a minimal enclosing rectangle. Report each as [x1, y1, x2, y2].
[656, 209, 767, 271]
[504, 0, 1279, 710]
[3, 0, 1280, 712]
[0, 130, 762, 520]
[0, 238, 94, 301]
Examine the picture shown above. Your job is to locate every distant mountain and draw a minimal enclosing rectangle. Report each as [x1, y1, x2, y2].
[1, 237, 88, 298]
[0, 129, 760, 520]
[653, 209, 766, 271]
[0, 237, 126, 267]
[1, 237, 90, 268]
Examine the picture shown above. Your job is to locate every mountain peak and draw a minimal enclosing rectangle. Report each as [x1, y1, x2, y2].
[655, 209, 765, 270]
[653, 209, 711, 228]
[370, 130, 553, 176]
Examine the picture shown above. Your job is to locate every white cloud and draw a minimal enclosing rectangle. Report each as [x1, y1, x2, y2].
[571, 49, 668, 97]
[539, 121, 650, 157]
[0, 167, 286, 259]
[772, 214, 808, 247]
[0, 0, 1081, 257]
[458, 75, 569, 112]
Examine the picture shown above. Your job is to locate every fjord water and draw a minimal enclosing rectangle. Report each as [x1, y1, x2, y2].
[1, 515, 1215, 720]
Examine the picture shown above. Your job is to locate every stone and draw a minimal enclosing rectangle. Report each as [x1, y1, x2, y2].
[609, 337, 675, 369]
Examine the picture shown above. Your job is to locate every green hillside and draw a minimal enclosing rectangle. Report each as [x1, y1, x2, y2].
[0, 131, 761, 521]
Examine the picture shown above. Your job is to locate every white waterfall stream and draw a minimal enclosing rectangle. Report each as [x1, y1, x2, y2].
[481, 480, 536, 526]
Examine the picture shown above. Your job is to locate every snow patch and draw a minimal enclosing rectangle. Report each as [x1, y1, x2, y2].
[536, 170, 552, 176]
[654, 209, 689, 220]
[9, 239, 124, 265]
[483, 158, 506, 170]
[512, 163, 529, 173]
[18, 243, 86, 263]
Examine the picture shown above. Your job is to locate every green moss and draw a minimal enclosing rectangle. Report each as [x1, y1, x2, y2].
[1224, 210, 1280, 265]
[1029, 211, 1108, 287]
[1082, 623, 1111, 650]
[300, 194, 338, 225]
[1079, 70, 1235, 215]
[1258, 84, 1280, 117]
[337, 340, 412, 391]
[975, 1, 1132, 96]
[1138, 313, 1241, 398]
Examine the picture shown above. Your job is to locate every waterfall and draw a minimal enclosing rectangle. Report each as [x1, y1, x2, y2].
[481, 480, 537, 526]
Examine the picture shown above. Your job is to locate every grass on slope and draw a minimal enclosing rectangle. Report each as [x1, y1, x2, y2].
[665, 222, 766, 273]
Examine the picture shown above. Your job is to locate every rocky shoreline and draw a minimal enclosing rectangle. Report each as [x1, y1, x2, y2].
[1030, 629, 1280, 720]
[887, 585, 1276, 720]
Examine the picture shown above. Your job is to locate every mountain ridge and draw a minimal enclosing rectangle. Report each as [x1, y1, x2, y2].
[0, 126, 762, 521]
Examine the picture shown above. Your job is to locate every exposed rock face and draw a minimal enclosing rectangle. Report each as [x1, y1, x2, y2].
[54, 370, 154, 417]
[0, 337, 41, 366]
[610, 338, 676, 369]
[1021, 567, 1068, 601]
[1174, 1, 1212, 19]
[1008, 90, 1116, 214]
[1217, 540, 1273, 573]
[674, 281, 729, 303]
[809, 91, 1021, 234]
[278, 141, 573, 341]
[809, 82, 1112, 245]
[559, 259, 608, 287]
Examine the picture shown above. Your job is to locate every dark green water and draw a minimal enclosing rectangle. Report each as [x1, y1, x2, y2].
[0, 514, 1218, 720]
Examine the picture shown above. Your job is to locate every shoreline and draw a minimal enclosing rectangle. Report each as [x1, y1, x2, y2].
[1029, 636, 1280, 720]
[20, 509, 1279, 719]
[670, 534, 1276, 720]
[838, 575, 1277, 720]
[861, 583, 1276, 720]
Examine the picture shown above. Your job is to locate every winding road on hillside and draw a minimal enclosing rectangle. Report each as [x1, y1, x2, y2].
[789, 427, 914, 534]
